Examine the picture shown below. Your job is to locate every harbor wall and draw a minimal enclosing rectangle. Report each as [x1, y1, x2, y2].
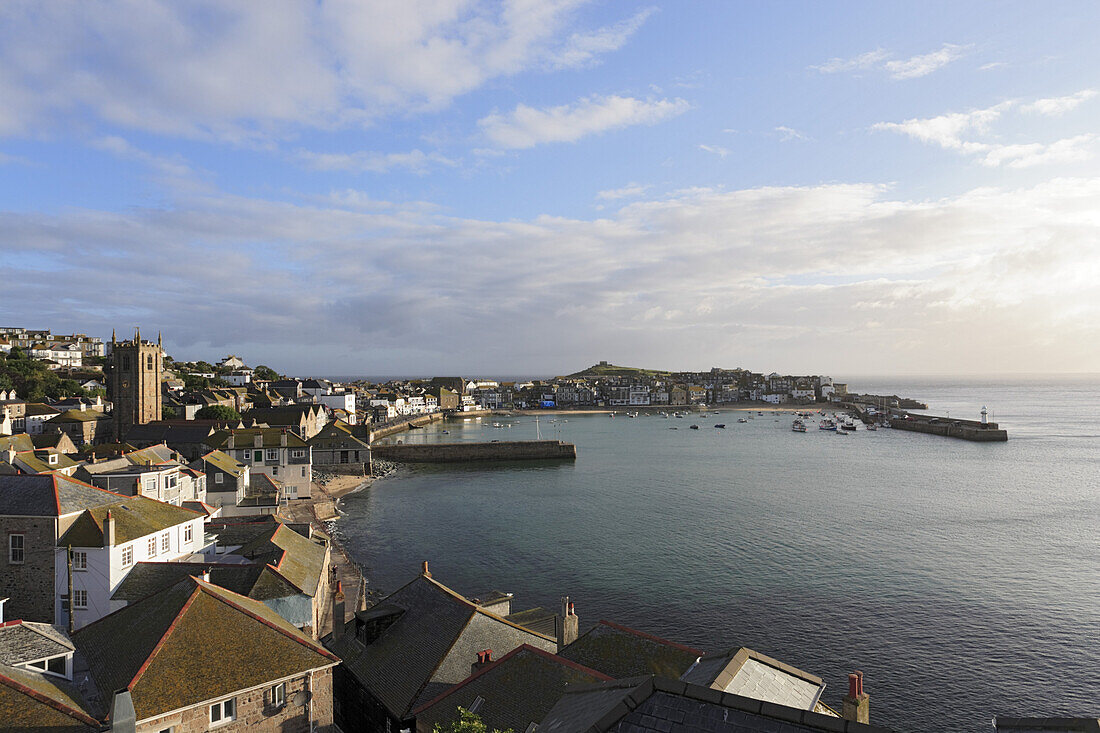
[371, 440, 577, 463]
[368, 411, 443, 443]
[889, 416, 1008, 442]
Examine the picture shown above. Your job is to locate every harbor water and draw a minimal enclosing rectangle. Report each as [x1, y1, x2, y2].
[336, 375, 1100, 732]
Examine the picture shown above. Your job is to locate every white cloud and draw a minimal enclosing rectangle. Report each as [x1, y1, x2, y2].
[597, 183, 651, 200]
[979, 61, 1007, 71]
[774, 126, 808, 142]
[698, 144, 731, 158]
[874, 93, 1099, 168]
[549, 7, 655, 69]
[811, 49, 890, 74]
[91, 136, 196, 179]
[811, 44, 968, 80]
[295, 149, 456, 173]
[4, 177, 1099, 373]
[0, 0, 641, 141]
[478, 95, 689, 149]
[885, 44, 970, 79]
[1023, 89, 1097, 116]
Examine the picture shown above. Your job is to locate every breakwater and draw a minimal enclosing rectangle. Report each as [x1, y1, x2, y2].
[368, 411, 443, 442]
[371, 440, 577, 463]
[889, 414, 1008, 442]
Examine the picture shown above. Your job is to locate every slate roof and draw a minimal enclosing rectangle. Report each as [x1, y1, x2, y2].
[414, 644, 612, 733]
[73, 576, 338, 722]
[193, 449, 246, 477]
[0, 621, 75, 666]
[50, 410, 109, 424]
[110, 562, 301, 604]
[0, 434, 34, 453]
[123, 421, 216, 446]
[680, 647, 826, 711]
[0, 662, 101, 731]
[207, 427, 308, 449]
[326, 572, 557, 722]
[0, 474, 120, 517]
[538, 676, 897, 733]
[234, 522, 326, 596]
[559, 620, 703, 679]
[57, 496, 202, 547]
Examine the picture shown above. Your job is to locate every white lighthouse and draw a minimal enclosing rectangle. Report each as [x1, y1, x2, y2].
[981, 406, 988, 425]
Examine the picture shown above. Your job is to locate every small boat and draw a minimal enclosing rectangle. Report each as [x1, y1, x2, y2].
[819, 418, 837, 431]
[668, 427, 678, 430]
[841, 420, 857, 431]
[689, 424, 700, 430]
[865, 422, 878, 431]
[792, 419, 807, 432]
[737, 417, 748, 423]
[714, 423, 726, 429]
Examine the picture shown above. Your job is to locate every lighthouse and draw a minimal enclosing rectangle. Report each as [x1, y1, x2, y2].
[981, 406, 988, 425]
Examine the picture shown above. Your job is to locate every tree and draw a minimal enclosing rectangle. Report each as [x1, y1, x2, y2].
[195, 405, 240, 421]
[432, 708, 512, 733]
[253, 365, 280, 381]
[162, 406, 178, 420]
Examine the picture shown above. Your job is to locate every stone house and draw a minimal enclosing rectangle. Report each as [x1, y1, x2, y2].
[47, 409, 113, 447]
[206, 428, 312, 500]
[308, 420, 370, 474]
[73, 575, 340, 732]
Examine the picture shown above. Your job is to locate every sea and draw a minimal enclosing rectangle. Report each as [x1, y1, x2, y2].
[334, 376, 1099, 733]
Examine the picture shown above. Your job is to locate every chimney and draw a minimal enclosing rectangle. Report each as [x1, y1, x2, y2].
[109, 689, 136, 733]
[227, 433, 235, 450]
[842, 671, 870, 724]
[254, 432, 263, 448]
[472, 649, 493, 675]
[331, 580, 345, 640]
[280, 428, 287, 447]
[421, 560, 431, 578]
[103, 510, 116, 547]
[556, 597, 578, 651]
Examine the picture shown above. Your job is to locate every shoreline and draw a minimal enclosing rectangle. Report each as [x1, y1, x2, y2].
[505, 403, 823, 417]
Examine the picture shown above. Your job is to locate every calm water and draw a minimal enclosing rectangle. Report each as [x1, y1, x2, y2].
[337, 376, 1099, 732]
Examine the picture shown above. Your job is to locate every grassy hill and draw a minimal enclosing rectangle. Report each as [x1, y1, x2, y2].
[564, 362, 672, 379]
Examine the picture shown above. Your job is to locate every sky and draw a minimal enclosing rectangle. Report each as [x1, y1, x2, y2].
[2, 1, 1099, 378]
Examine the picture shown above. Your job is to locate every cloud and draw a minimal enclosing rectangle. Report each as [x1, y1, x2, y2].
[1022, 89, 1097, 116]
[295, 149, 457, 173]
[597, 183, 651, 200]
[874, 92, 1099, 168]
[698, 144, 731, 158]
[91, 136, 195, 179]
[884, 44, 970, 79]
[811, 44, 968, 79]
[3, 177, 1099, 374]
[478, 95, 689, 149]
[774, 126, 808, 142]
[0, 0, 641, 141]
[548, 7, 655, 69]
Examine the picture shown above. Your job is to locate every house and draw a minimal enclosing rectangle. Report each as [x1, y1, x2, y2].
[220, 354, 247, 369]
[0, 436, 81, 476]
[412, 644, 612, 733]
[73, 575, 340, 732]
[325, 564, 560, 733]
[23, 403, 61, 434]
[537, 676, 887, 733]
[669, 386, 688, 405]
[53, 492, 207, 629]
[123, 420, 218, 461]
[245, 405, 327, 439]
[309, 420, 370, 474]
[681, 647, 835, 715]
[191, 449, 252, 512]
[76, 443, 203, 505]
[206, 427, 312, 500]
[47, 409, 113, 447]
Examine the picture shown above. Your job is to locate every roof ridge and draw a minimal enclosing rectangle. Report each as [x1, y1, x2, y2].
[0, 669, 101, 727]
[423, 575, 556, 642]
[194, 578, 339, 662]
[127, 582, 202, 690]
[264, 561, 304, 595]
[511, 643, 615, 681]
[596, 619, 704, 654]
[402, 594, 478, 718]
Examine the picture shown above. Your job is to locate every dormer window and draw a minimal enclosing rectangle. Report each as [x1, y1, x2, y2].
[48, 454, 58, 465]
[24, 654, 70, 678]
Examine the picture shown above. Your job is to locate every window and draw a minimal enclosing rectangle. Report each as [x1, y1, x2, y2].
[146, 354, 153, 370]
[48, 454, 58, 465]
[265, 449, 278, 461]
[27, 655, 68, 677]
[147, 537, 157, 557]
[73, 589, 87, 609]
[122, 355, 130, 371]
[184, 524, 193, 544]
[144, 479, 155, 494]
[272, 466, 278, 476]
[268, 682, 285, 709]
[121, 545, 133, 567]
[210, 698, 236, 725]
[73, 551, 87, 571]
[215, 473, 224, 485]
[161, 533, 170, 553]
[253, 450, 262, 463]
[9, 534, 24, 564]
[291, 449, 305, 458]
[301, 467, 307, 478]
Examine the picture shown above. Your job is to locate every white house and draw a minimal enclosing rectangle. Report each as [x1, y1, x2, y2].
[790, 388, 816, 401]
[54, 495, 208, 629]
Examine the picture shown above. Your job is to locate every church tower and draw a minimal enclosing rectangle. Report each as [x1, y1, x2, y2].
[110, 328, 163, 440]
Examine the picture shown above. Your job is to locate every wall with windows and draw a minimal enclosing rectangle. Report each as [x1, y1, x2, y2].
[0, 514, 57, 623]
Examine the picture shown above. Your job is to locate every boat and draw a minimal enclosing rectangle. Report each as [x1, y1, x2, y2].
[737, 417, 748, 423]
[792, 418, 807, 432]
[840, 420, 857, 431]
[714, 423, 726, 429]
[668, 427, 678, 430]
[865, 422, 878, 431]
[819, 418, 837, 431]
[689, 424, 699, 430]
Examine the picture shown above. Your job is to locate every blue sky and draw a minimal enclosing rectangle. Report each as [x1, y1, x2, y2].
[2, 1, 1099, 376]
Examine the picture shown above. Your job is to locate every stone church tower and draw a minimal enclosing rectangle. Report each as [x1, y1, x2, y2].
[110, 328, 163, 440]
